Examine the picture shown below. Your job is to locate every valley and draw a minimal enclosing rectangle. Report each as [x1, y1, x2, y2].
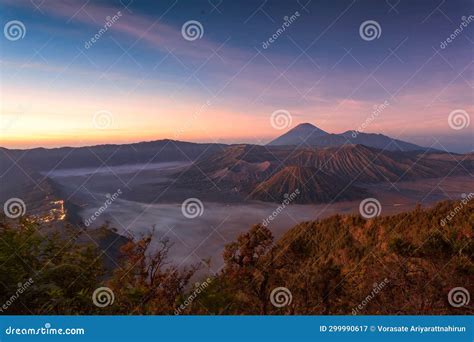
[1, 123, 472, 268]
[46, 161, 471, 269]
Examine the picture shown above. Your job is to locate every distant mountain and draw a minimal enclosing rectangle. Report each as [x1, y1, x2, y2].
[250, 166, 367, 203]
[0, 139, 226, 172]
[268, 123, 428, 152]
[268, 123, 328, 146]
[341, 131, 426, 151]
[282, 144, 454, 183]
[175, 144, 473, 204]
[0, 139, 227, 212]
[1, 137, 471, 207]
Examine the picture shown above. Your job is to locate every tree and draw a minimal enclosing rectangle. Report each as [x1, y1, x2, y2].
[0, 216, 103, 314]
[109, 231, 198, 314]
[222, 224, 285, 314]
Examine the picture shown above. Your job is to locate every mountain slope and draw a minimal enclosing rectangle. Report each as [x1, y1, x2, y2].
[250, 166, 366, 203]
[268, 123, 328, 146]
[284, 144, 455, 182]
[341, 131, 426, 151]
[200, 199, 474, 315]
[175, 144, 473, 204]
[0, 140, 227, 172]
[268, 123, 427, 151]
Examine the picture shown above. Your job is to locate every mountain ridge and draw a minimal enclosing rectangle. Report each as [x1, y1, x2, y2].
[173, 143, 474, 204]
[268, 122, 429, 152]
[1, 129, 471, 205]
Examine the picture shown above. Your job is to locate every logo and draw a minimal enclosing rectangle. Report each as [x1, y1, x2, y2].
[270, 109, 292, 130]
[270, 287, 292, 308]
[359, 198, 382, 219]
[92, 287, 115, 307]
[3, 198, 26, 218]
[448, 287, 470, 308]
[93, 110, 113, 129]
[448, 109, 470, 130]
[4, 20, 26, 41]
[359, 20, 382, 41]
[181, 20, 204, 41]
[181, 198, 204, 219]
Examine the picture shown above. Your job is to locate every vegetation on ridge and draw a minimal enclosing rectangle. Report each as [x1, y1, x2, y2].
[0, 199, 472, 315]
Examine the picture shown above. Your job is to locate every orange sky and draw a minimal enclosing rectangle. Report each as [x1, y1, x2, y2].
[1, 0, 472, 151]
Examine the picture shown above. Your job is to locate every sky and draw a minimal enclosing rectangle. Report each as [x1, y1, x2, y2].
[0, 0, 473, 152]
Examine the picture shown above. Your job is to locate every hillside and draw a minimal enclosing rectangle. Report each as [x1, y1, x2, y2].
[175, 144, 474, 203]
[0, 140, 226, 172]
[268, 123, 428, 152]
[2, 199, 471, 315]
[250, 166, 366, 203]
[193, 198, 474, 315]
[0, 140, 227, 214]
[268, 123, 328, 146]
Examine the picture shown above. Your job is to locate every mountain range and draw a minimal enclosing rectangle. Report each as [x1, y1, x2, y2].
[1, 123, 472, 208]
[268, 123, 429, 151]
[175, 143, 473, 204]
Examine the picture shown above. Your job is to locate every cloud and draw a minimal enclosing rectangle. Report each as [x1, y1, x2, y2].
[3, 0, 247, 62]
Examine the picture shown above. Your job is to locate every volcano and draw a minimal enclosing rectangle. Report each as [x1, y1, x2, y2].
[268, 123, 427, 152]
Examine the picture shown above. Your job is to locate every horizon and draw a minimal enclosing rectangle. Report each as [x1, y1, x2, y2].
[1, 120, 472, 152]
[1, 0, 473, 152]
[0, 121, 447, 151]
